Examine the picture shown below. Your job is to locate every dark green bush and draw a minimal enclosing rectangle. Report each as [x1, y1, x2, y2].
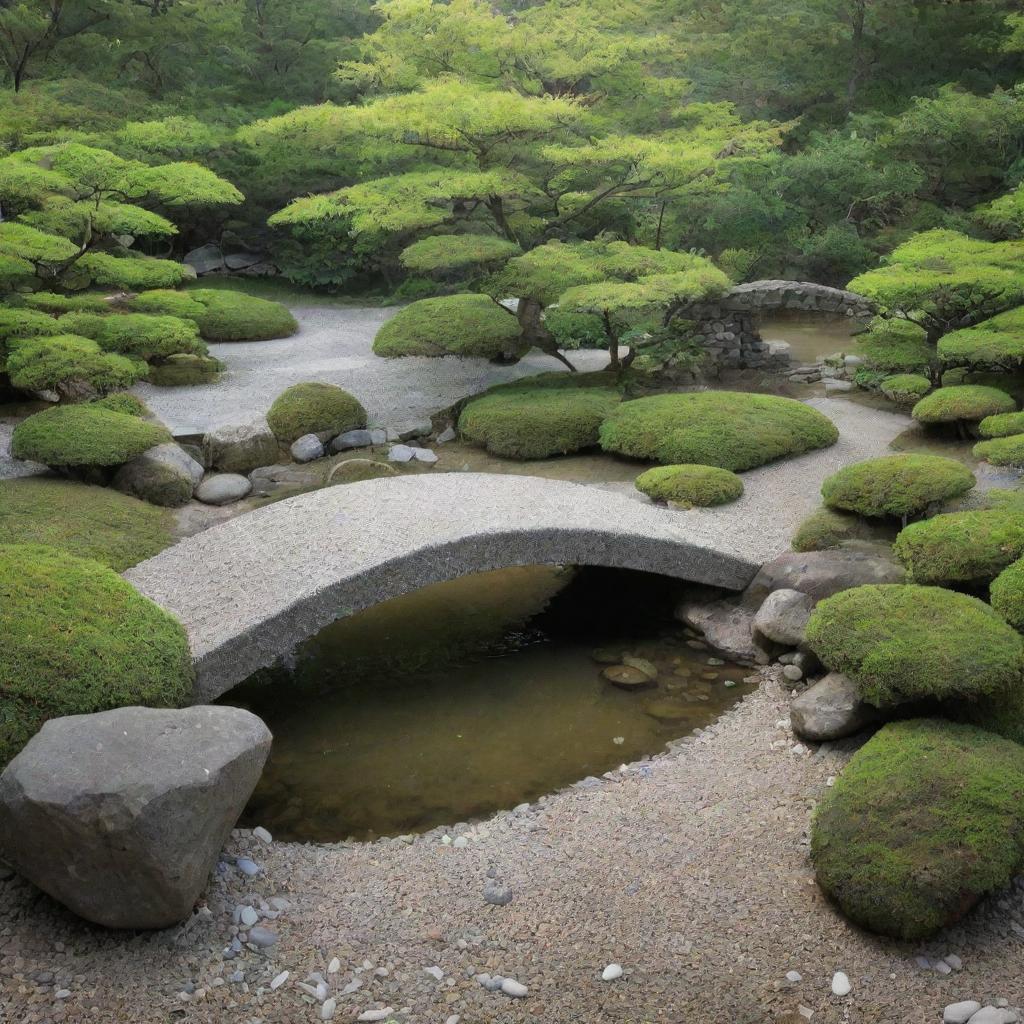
[880, 374, 931, 405]
[6, 335, 144, 395]
[60, 311, 206, 360]
[805, 583, 1024, 706]
[973, 434, 1024, 467]
[811, 719, 1024, 940]
[11, 404, 170, 467]
[912, 385, 1016, 425]
[90, 392, 148, 417]
[792, 506, 883, 552]
[266, 382, 367, 443]
[991, 557, 1024, 631]
[979, 411, 1024, 438]
[820, 454, 974, 520]
[598, 391, 838, 470]
[634, 464, 743, 507]
[128, 288, 298, 342]
[894, 509, 1024, 586]
[0, 544, 193, 765]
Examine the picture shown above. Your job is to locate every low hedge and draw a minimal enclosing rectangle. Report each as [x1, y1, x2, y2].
[598, 391, 838, 470]
[11, 404, 170, 468]
[791, 506, 881, 552]
[811, 719, 1024, 940]
[634, 464, 743, 507]
[59, 311, 206, 361]
[912, 385, 1016, 425]
[128, 288, 298, 342]
[880, 374, 931, 405]
[893, 508, 1024, 586]
[820, 454, 975, 520]
[6, 335, 144, 396]
[0, 544, 193, 765]
[991, 557, 1024, 631]
[804, 583, 1024, 706]
[266, 382, 367, 443]
[973, 434, 1024, 467]
[979, 411, 1024, 438]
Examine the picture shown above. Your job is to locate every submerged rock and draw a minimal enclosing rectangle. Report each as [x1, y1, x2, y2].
[675, 599, 758, 664]
[601, 665, 655, 689]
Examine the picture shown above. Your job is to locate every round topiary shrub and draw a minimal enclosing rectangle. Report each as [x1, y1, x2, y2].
[459, 386, 620, 459]
[820, 454, 975, 521]
[973, 434, 1024, 467]
[11, 404, 170, 468]
[912, 385, 1016, 426]
[893, 509, 1024, 586]
[791, 506, 882, 552]
[979, 411, 1024, 438]
[266, 382, 367, 443]
[991, 557, 1024, 631]
[804, 583, 1024, 706]
[374, 294, 524, 359]
[5, 335, 144, 397]
[811, 718, 1024, 940]
[880, 374, 931, 405]
[634, 464, 743, 507]
[59, 311, 206, 361]
[0, 544, 193, 764]
[598, 391, 838, 470]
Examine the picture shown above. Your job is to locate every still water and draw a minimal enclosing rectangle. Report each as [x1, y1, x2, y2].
[225, 566, 754, 842]
[759, 312, 859, 363]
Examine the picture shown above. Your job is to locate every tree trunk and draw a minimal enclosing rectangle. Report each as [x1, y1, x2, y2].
[518, 297, 576, 371]
[845, 0, 867, 113]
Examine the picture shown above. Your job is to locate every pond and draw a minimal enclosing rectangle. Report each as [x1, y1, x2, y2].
[224, 565, 754, 843]
[759, 312, 860, 364]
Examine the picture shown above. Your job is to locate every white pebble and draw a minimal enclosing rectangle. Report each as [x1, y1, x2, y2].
[54, 990, 71, 999]
[357, 1010, 394, 1022]
[831, 971, 851, 997]
[327, 958, 341, 974]
[786, 971, 803, 983]
[826, 776, 836, 787]
[253, 826, 273, 844]
[500, 978, 528, 998]
[601, 964, 623, 981]
[240, 906, 259, 927]
[321, 997, 337, 1020]
[453, 836, 469, 848]
[446, 1017, 460, 1024]
[943, 1001, 981, 1024]
[270, 971, 289, 990]
[424, 965, 444, 981]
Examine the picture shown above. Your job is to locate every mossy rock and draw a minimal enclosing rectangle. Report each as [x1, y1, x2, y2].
[59, 311, 206, 361]
[266, 382, 367, 443]
[634, 464, 743, 508]
[973, 433, 1024, 467]
[893, 508, 1024, 586]
[146, 353, 224, 386]
[804, 583, 1024, 706]
[791, 506, 885, 552]
[326, 459, 400, 486]
[459, 385, 620, 459]
[598, 391, 838, 470]
[0, 478, 172, 570]
[811, 719, 1024, 940]
[991, 557, 1024, 632]
[5, 334, 145, 396]
[0, 544, 193, 765]
[912, 385, 1016, 425]
[979, 411, 1024, 438]
[90, 392, 149, 417]
[374, 294, 524, 359]
[880, 374, 931, 406]
[128, 288, 297, 342]
[11, 404, 170, 468]
[820, 454, 975, 520]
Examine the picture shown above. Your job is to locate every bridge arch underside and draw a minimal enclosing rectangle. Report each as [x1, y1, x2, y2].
[125, 475, 761, 703]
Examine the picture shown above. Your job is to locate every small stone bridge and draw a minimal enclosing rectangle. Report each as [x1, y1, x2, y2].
[126, 474, 762, 702]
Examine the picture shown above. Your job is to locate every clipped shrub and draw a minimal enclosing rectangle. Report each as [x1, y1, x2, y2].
[374, 294, 523, 359]
[992, 557, 1024, 631]
[22, 291, 114, 314]
[894, 508, 1024, 586]
[459, 385, 620, 459]
[147, 353, 223, 386]
[11, 404, 170, 468]
[811, 719, 1024, 940]
[0, 306, 57, 342]
[399, 234, 521, 273]
[0, 478, 171, 570]
[912, 385, 1016, 425]
[0, 544, 193, 764]
[6, 335, 144, 396]
[60, 311, 206, 360]
[266, 382, 367, 443]
[598, 391, 838, 471]
[856, 318, 931, 374]
[939, 307, 1024, 370]
[127, 287, 297, 342]
[127, 289, 206, 319]
[792, 506, 883, 551]
[634, 464, 743, 507]
[805, 583, 1024, 707]
[980, 411, 1024, 438]
[880, 374, 931, 405]
[974, 434, 1024, 467]
[820, 454, 974, 521]
[91, 392, 148, 417]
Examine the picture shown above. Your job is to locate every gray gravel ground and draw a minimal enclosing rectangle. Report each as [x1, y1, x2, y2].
[2, 669, 1022, 1023]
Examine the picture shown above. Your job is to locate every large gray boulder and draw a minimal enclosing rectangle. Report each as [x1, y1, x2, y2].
[184, 243, 225, 275]
[112, 443, 204, 507]
[790, 672, 884, 742]
[753, 588, 814, 647]
[0, 706, 271, 929]
[203, 419, 280, 474]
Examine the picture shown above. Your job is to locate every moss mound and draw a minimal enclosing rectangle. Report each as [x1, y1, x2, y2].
[146, 353, 223, 386]
[792, 506, 888, 552]
[634, 464, 743, 507]
[6, 335, 144, 395]
[90, 392, 148, 417]
[11, 404, 170, 468]
[0, 307, 57, 366]
[127, 289, 206, 319]
[374, 294, 523, 359]
[857, 318, 932, 374]
[0, 478, 172, 570]
[974, 433, 1024, 467]
[811, 719, 1024, 940]
[22, 291, 114, 314]
[991, 557, 1024, 631]
[804, 583, 1024, 706]
[60, 311, 206, 361]
[0, 544, 193, 765]
[979, 411, 1024, 438]
[912, 385, 1016, 425]
[893, 508, 1024, 586]
[128, 288, 297, 342]
[459, 385, 620, 459]
[266, 382, 367, 443]
[880, 374, 931, 405]
[821, 454, 975, 520]
[598, 391, 838, 470]
[939, 307, 1024, 369]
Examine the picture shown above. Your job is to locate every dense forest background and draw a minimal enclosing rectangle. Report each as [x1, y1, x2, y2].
[3, 0, 1024, 294]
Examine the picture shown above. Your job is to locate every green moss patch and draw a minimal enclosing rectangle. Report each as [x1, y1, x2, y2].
[0, 544, 193, 765]
[598, 391, 838, 470]
[974, 434, 1024, 467]
[129, 288, 298, 342]
[266, 382, 367, 443]
[992, 557, 1024, 631]
[880, 374, 931, 405]
[327, 459, 400, 485]
[90, 392, 149, 417]
[912, 385, 1016, 424]
[59, 311, 206, 361]
[980, 411, 1024, 438]
[6, 335, 144, 395]
[146, 353, 223, 386]
[811, 719, 1024, 940]
[792, 506, 884, 552]
[634, 464, 743, 507]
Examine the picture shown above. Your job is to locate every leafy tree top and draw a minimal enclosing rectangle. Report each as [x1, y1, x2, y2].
[400, 234, 522, 273]
[939, 307, 1024, 369]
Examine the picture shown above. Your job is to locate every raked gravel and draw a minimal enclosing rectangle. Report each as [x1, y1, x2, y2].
[1, 669, 1023, 1023]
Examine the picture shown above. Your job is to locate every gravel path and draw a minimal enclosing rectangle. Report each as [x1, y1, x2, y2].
[2, 670, 1021, 1023]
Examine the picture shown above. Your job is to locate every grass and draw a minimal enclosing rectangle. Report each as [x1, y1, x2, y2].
[634, 464, 743, 507]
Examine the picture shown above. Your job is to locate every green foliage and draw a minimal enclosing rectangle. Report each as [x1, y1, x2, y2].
[400, 235, 522, 274]
[973, 434, 1024, 467]
[0, 544, 192, 766]
[811, 720, 1024, 941]
[6, 335, 144, 396]
[598, 392, 838, 471]
[0, 478, 171, 570]
[90, 392, 148, 418]
[880, 374, 931, 405]
[184, 289, 298, 342]
[857, 317, 931, 373]
[992, 557, 1024, 632]
[11, 405, 170, 468]
[126, 289, 206, 319]
[77, 252, 188, 291]
[912, 385, 1016, 424]
[59, 311, 205, 361]
[820, 454, 975, 520]
[22, 291, 113, 314]
[939, 308, 1024, 370]
[146, 353, 224, 386]
[374, 294, 522, 359]
[980, 411, 1024, 438]
[634, 464, 743, 507]
[0, 305, 57, 366]
[266, 382, 367, 443]
[805, 584, 1024, 707]
[792, 507, 881, 552]
[893, 509, 1024, 587]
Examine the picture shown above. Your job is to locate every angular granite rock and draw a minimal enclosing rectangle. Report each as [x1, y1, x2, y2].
[203, 419, 280, 474]
[790, 672, 884, 741]
[753, 588, 814, 647]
